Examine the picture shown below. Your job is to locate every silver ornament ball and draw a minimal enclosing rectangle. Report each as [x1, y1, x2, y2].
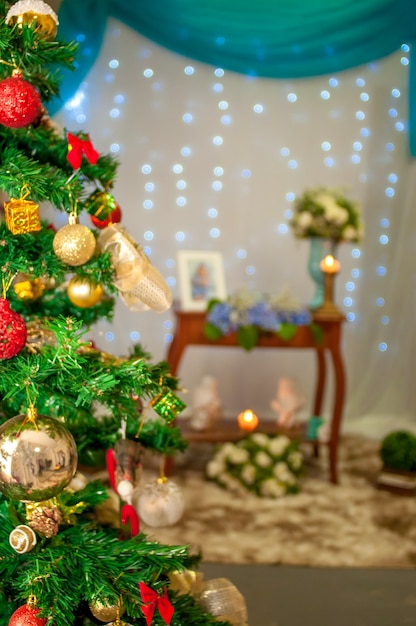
[0, 412, 78, 501]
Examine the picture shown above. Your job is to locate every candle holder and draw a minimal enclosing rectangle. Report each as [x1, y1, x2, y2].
[314, 255, 343, 320]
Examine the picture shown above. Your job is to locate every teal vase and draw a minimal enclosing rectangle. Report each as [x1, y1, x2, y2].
[307, 238, 336, 309]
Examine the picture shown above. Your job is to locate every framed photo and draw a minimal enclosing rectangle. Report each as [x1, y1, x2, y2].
[177, 250, 227, 311]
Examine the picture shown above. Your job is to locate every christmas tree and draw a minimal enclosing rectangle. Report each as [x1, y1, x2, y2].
[0, 2, 247, 624]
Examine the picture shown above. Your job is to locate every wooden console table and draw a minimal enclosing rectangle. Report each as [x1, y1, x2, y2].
[166, 310, 346, 484]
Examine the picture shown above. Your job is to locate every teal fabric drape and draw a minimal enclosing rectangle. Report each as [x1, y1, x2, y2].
[52, 0, 416, 155]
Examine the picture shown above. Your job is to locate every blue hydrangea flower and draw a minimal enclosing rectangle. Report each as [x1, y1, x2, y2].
[247, 302, 279, 331]
[207, 302, 236, 333]
[207, 297, 312, 336]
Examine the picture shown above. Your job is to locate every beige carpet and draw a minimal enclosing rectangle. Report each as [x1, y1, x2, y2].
[141, 436, 416, 569]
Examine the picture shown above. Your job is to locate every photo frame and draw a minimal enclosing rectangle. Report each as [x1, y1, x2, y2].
[177, 250, 227, 311]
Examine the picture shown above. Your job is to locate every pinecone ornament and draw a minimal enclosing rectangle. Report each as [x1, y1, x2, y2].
[28, 504, 62, 538]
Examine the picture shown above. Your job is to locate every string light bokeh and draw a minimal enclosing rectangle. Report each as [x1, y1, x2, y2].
[55, 19, 411, 429]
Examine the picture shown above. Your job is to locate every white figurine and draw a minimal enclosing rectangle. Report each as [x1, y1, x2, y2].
[270, 377, 305, 428]
[190, 375, 222, 431]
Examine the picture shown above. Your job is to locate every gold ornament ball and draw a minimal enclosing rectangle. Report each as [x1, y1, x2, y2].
[0, 412, 78, 502]
[53, 223, 96, 267]
[6, 0, 59, 40]
[89, 600, 125, 622]
[198, 578, 248, 626]
[67, 277, 104, 308]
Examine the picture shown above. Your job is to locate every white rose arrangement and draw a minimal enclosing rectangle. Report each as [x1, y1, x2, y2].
[206, 432, 303, 498]
[289, 187, 364, 243]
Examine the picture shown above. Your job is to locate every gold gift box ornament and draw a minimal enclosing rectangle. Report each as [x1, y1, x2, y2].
[4, 197, 41, 235]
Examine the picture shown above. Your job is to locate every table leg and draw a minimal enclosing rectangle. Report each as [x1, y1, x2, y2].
[166, 329, 186, 376]
[164, 330, 186, 476]
[312, 348, 326, 457]
[328, 344, 346, 484]
[313, 348, 326, 416]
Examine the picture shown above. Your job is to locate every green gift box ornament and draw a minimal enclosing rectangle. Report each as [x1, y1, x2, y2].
[151, 389, 186, 423]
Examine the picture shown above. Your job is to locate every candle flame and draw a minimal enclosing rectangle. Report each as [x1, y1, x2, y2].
[320, 253, 340, 273]
[238, 409, 259, 431]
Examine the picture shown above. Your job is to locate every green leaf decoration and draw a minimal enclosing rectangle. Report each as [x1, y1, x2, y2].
[310, 323, 324, 344]
[277, 322, 297, 341]
[206, 298, 223, 313]
[204, 321, 224, 340]
[237, 325, 259, 351]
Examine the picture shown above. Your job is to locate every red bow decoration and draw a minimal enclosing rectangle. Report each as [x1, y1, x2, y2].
[139, 583, 174, 626]
[67, 132, 100, 168]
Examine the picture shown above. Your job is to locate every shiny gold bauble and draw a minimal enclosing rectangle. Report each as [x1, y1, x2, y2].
[168, 569, 204, 596]
[197, 578, 248, 626]
[53, 220, 96, 267]
[89, 600, 125, 622]
[0, 409, 78, 502]
[67, 276, 104, 308]
[6, 0, 59, 40]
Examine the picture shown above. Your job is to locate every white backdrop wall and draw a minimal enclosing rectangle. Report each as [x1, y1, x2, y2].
[55, 19, 416, 437]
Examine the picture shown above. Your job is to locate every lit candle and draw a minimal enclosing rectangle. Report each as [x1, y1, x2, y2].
[237, 409, 259, 432]
[320, 254, 341, 274]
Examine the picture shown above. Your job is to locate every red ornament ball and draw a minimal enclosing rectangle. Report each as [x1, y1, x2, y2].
[0, 298, 27, 359]
[8, 604, 47, 626]
[90, 204, 122, 229]
[0, 74, 42, 128]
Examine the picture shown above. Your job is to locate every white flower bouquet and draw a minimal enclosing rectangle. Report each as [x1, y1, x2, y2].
[206, 432, 303, 498]
[290, 187, 364, 243]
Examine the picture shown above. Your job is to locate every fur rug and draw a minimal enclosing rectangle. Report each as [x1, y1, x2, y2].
[141, 436, 416, 568]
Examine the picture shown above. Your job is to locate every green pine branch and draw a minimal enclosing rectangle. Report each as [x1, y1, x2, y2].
[0, 4, 230, 625]
[0, 318, 187, 455]
[0, 221, 118, 329]
[0, 145, 84, 206]
[0, 4, 77, 101]
[0, 501, 201, 626]
[0, 126, 119, 205]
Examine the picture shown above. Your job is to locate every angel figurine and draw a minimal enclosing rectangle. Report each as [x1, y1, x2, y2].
[270, 376, 305, 428]
[190, 375, 222, 431]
